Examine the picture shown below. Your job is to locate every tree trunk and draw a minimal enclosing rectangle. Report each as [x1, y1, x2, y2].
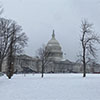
[6, 58, 14, 79]
[6, 36, 14, 79]
[41, 65, 44, 78]
[83, 60, 86, 77]
[0, 60, 2, 72]
[83, 48, 86, 77]
[41, 72, 43, 78]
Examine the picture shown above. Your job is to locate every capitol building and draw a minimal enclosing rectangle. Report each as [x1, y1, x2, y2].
[46, 30, 63, 61]
[2, 30, 100, 73]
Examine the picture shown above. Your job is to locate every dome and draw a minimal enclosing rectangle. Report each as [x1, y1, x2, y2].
[47, 34, 61, 51]
[46, 30, 63, 61]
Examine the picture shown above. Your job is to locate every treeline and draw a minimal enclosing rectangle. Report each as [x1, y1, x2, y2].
[0, 7, 28, 79]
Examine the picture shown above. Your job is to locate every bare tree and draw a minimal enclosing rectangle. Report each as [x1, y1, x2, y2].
[0, 18, 28, 76]
[37, 45, 51, 78]
[80, 19, 100, 77]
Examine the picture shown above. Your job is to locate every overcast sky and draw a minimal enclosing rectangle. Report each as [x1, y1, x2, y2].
[1, 0, 100, 62]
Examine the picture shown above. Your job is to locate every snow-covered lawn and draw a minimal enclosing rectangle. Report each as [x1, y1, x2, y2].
[0, 74, 100, 100]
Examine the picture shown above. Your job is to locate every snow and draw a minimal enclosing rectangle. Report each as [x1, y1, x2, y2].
[0, 74, 100, 100]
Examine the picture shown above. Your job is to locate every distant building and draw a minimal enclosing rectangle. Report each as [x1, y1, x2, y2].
[46, 30, 63, 61]
[2, 30, 100, 73]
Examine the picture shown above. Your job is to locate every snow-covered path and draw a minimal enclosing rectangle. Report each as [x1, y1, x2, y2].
[0, 74, 100, 100]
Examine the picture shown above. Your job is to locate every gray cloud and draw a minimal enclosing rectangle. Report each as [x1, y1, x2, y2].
[1, 0, 100, 62]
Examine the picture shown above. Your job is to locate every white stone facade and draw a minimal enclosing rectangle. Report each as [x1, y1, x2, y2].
[46, 30, 63, 61]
